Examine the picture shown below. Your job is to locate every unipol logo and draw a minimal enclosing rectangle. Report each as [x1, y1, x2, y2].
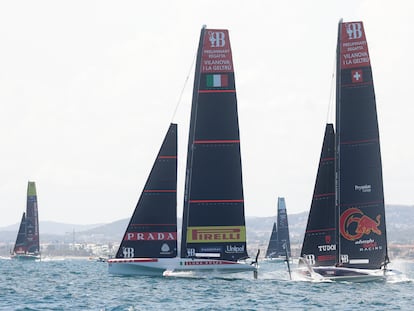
[346, 23, 363, 40]
[122, 247, 134, 258]
[208, 31, 226, 48]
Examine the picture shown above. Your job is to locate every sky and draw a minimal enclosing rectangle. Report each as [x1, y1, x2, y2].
[0, 0, 413, 227]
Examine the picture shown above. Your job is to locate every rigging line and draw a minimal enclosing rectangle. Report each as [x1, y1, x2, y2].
[326, 51, 336, 124]
[171, 49, 197, 122]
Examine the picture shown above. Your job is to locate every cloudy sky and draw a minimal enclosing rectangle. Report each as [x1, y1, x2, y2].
[0, 0, 413, 227]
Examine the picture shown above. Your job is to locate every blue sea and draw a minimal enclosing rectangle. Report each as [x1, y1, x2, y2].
[1, 257, 413, 310]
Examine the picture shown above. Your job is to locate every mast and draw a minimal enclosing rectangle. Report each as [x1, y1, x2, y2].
[335, 19, 342, 266]
[180, 26, 206, 258]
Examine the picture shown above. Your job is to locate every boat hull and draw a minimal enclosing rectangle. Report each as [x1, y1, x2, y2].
[298, 266, 386, 282]
[108, 258, 256, 276]
[11, 253, 40, 261]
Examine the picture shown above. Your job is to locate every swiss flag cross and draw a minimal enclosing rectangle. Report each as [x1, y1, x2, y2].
[351, 70, 363, 83]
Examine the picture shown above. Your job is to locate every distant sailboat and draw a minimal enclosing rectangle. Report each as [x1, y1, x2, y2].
[299, 20, 391, 282]
[265, 197, 291, 261]
[108, 27, 256, 276]
[11, 181, 41, 260]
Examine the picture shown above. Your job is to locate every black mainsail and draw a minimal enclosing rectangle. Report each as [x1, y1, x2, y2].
[115, 123, 178, 259]
[336, 21, 388, 269]
[180, 27, 248, 261]
[12, 181, 40, 258]
[301, 124, 336, 266]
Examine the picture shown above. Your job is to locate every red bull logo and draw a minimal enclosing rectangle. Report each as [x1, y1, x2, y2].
[340, 207, 382, 241]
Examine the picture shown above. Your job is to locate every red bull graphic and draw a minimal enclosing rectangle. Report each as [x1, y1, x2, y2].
[340, 207, 382, 241]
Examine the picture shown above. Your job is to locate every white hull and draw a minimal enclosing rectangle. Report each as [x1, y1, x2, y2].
[108, 257, 256, 276]
[11, 254, 41, 261]
[297, 265, 386, 282]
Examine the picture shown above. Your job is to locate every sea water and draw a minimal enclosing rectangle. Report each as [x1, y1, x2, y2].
[0, 257, 413, 310]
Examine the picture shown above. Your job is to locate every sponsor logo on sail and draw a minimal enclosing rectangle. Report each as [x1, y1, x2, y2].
[187, 226, 246, 243]
[124, 232, 177, 241]
[354, 184, 371, 192]
[345, 23, 363, 40]
[317, 244, 337, 252]
[340, 207, 382, 241]
[225, 245, 245, 253]
[122, 247, 134, 258]
[160, 243, 173, 255]
[200, 247, 222, 253]
[208, 31, 226, 48]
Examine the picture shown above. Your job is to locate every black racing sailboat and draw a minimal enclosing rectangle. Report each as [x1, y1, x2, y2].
[299, 20, 390, 281]
[108, 27, 255, 276]
[266, 197, 291, 260]
[180, 27, 249, 264]
[11, 181, 41, 260]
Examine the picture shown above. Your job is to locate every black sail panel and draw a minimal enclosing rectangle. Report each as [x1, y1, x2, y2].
[336, 21, 388, 269]
[301, 124, 336, 266]
[116, 123, 178, 259]
[276, 197, 291, 257]
[181, 28, 248, 261]
[25, 182, 40, 254]
[13, 213, 27, 254]
[265, 223, 278, 258]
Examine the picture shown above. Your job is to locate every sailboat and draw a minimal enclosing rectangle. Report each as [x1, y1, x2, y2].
[265, 197, 291, 261]
[11, 181, 41, 260]
[299, 20, 390, 282]
[108, 26, 256, 276]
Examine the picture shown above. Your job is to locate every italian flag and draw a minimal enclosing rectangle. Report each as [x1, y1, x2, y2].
[206, 74, 228, 87]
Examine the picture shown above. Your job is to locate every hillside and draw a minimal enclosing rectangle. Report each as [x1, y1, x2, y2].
[1, 205, 413, 246]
